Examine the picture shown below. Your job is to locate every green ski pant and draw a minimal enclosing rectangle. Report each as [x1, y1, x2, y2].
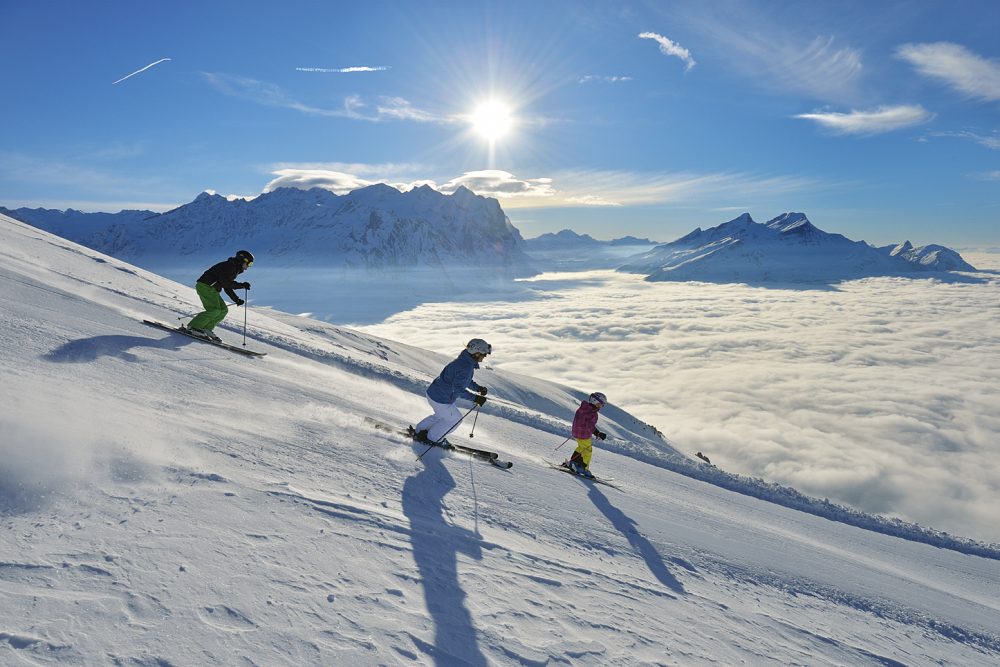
[188, 282, 228, 331]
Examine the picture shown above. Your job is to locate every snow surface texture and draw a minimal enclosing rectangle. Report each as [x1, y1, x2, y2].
[618, 212, 977, 282]
[2, 213, 999, 665]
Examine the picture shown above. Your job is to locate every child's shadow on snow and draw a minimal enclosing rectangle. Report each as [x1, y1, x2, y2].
[42, 334, 191, 363]
[402, 457, 488, 666]
[587, 484, 691, 595]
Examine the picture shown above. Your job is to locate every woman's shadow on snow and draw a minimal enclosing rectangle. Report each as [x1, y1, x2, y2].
[586, 484, 691, 595]
[402, 456, 487, 666]
[42, 333, 192, 363]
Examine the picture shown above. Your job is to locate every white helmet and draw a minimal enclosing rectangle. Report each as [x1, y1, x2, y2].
[588, 392, 607, 407]
[466, 338, 492, 356]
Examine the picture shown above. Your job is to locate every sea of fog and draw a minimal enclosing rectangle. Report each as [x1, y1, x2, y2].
[351, 255, 1000, 544]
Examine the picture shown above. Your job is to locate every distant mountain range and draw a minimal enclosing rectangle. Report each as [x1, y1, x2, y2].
[524, 229, 660, 250]
[2, 185, 534, 277]
[3, 195, 977, 287]
[618, 212, 976, 283]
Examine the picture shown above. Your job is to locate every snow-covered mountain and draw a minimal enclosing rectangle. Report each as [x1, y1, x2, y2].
[525, 229, 659, 250]
[523, 229, 660, 271]
[618, 212, 977, 283]
[3, 211, 1000, 664]
[2, 184, 535, 277]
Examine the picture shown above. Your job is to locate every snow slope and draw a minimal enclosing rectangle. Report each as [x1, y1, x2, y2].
[2, 213, 999, 666]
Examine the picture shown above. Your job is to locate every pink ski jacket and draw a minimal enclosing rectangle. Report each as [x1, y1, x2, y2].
[571, 400, 600, 439]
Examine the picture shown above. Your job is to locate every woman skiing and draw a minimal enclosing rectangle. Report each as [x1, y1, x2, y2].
[411, 339, 491, 446]
[565, 392, 607, 478]
[186, 250, 254, 342]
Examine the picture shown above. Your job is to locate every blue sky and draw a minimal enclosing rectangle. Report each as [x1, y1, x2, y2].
[2, 0, 999, 245]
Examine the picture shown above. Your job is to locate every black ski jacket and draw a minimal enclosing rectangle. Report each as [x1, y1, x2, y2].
[197, 258, 247, 302]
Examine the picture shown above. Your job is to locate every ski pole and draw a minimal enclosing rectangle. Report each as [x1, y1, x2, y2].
[417, 406, 477, 461]
[242, 287, 248, 348]
[554, 436, 572, 451]
[469, 405, 481, 438]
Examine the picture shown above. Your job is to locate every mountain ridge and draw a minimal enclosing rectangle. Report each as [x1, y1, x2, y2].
[618, 212, 976, 283]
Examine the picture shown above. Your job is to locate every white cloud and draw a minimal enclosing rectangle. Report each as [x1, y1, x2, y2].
[260, 164, 818, 210]
[639, 32, 696, 72]
[260, 165, 818, 211]
[972, 170, 1000, 181]
[357, 267, 1000, 542]
[438, 170, 556, 198]
[795, 105, 934, 135]
[202, 73, 448, 123]
[897, 42, 1000, 102]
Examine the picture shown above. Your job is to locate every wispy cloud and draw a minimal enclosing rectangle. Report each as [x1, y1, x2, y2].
[897, 42, 1000, 102]
[261, 164, 817, 211]
[932, 130, 1000, 150]
[678, 8, 863, 103]
[203, 73, 448, 123]
[971, 170, 1000, 181]
[639, 32, 696, 72]
[295, 66, 391, 73]
[113, 58, 171, 85]
[439, 170, 556, 198]
[579, 75, 633, 84]
[795, 105, 934, 135]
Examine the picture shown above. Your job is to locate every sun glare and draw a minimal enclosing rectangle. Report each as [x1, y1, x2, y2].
[471, 100, 513, 142]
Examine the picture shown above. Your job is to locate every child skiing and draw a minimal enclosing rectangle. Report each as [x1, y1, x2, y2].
[564, 392, 607, 478]
[411, 339, 491, 446]
[185, 250, 254, 342]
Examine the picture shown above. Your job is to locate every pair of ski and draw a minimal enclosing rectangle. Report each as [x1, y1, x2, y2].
[364, 418, 621, 489]
[142, 320, 266, 357]
[364, 418, 513, 470]
[544, 461, 621, 490]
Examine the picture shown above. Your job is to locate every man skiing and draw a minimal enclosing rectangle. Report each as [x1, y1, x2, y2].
[411, 339, 491, 446]
[185, 250, 254, 342]
[564, 392, 608, 479]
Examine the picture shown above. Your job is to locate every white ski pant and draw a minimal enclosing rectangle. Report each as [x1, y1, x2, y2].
[415, 395, 462, 442]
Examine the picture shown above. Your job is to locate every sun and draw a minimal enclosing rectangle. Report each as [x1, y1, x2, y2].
[470, 100, 513, 142]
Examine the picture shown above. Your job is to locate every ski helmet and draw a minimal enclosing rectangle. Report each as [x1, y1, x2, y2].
[466, 338, 492, 356]
[235, 250, 254, 265]
[588, 392, 607, 408]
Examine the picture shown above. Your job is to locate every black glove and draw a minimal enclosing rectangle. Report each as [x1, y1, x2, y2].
[473, 395, 487, 407]
[240, 282, 251, 290]
[233, 297, 245, 306]
[479, 386, 488, 396]
[595, 431, 606, 440]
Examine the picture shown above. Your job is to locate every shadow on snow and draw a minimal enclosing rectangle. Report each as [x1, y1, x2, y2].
[402, 456, 487, 666]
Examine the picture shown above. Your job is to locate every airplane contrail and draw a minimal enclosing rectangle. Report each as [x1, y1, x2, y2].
[113, 58, 172, 85]
[296, 66, 390, 73]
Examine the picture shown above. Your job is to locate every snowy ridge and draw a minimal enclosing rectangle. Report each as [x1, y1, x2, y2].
[2, 212, 999, 664]
[619, 212, 977, 282]
[3, 184, 535, 276]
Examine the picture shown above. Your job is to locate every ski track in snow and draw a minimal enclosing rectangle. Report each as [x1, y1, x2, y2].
[2, 214, 1000, 665]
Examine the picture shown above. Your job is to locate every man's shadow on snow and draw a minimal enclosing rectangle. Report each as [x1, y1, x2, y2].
[42, 333, 194, 363]
[402, 456, 487, 666]
[586, 484, 691, 595]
